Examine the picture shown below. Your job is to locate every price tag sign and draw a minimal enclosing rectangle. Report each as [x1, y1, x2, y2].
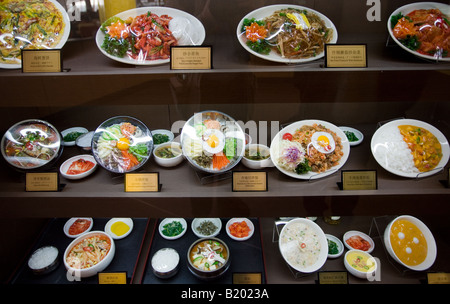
[318, 271, 348, 284]
[427, 272, 450, 284]
[340, 170, 377, 190]
[232, 273, 262, 284]
[25, 172, 59, 192]
[124, 173, 160, 192]
[21, 49, 63, 73]
[324, 44, 367, 68]
[232, 171, 268, 192]
[170, 46, 212, 70]
[98, 272, 127, 284]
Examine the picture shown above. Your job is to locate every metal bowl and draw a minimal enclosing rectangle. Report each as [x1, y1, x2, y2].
[151, 248, 180, 279]
[91, 116, 153, 173]
[28, 246, 60, 275]
[180, 110, 245, 174]
[1, 119, 63, 171]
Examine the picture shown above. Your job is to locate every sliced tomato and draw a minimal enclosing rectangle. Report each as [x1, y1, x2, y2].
[282, 133, 293, 141]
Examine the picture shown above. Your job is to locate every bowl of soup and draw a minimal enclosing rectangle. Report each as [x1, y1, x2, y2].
[153, 142, 184, 167]
[242, 144, 273, 169]
[384, 215, 436, 271]
[64, 231, 115, 278]
[344, 249, 377, 279]
[187, 237, 230, 281]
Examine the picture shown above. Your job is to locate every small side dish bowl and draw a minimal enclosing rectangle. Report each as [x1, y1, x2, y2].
[105, 218, 134, 240]
[151, 248, 180, 279]
[344, 249, 378, 279]
[59, 154, 97, 180]
[242, 144, 273, 169]
[226, 218, 254, 241]
[28, 246, 59, 275]
[152, 129, 174, 147]
[75, 131, 94, 151]
[192, 218, 222, 238]
[339, 126, 363, 146]
[343, 230, 375, 253]
[63, 217, 93, 238]
[61, 127, 88, 146]
[159, 218, 187, 240]
[64, 231, 115, 278]
[153, 142, 184, 167]
[326, 234, 344, 258]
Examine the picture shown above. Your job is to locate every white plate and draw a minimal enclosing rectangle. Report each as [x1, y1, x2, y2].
[343, 230, 375, 253]
[192, 218, 222, 238]
[63, 217, 93, 238]
[387, 2, 450, 62]
[95, 7, 206, 65]
[61, 127, 89, 146]
[105, 218, 134, 239]
[0, 0, 71, 69]
[59, 154, 97, 180]
[270, 119, 350, 180]
[325, 234, 344, 258]
[339, 126, 363, 146]
[236, 4, 338, 64]
[225, 218, 254, 241]
[371, 119, 449, 178]
[159, 218, 187, 240]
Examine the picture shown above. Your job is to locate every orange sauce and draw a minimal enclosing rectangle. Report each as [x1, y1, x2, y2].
[390, 219, 427, 266]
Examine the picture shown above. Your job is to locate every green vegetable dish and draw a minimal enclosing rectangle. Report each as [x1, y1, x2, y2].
[153, 133, 170, 145]
[328, 239, 339, 255]
[162, 220, 184, 237]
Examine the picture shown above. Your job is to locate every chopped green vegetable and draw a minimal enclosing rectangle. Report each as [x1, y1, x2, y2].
[129, 143, 148, 162]
[153, 133, 170, 145]
[344, 130, 359, 142]
[295, 159, 312, 174]
[63, 131, 85, 142]
[328, 239, 339, 255]
[101, 35, 130, 58]
[246, 39, 271, 55]
[162, 220, 184, 237]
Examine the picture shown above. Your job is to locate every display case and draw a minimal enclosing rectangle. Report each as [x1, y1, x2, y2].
[1, 0, 449, 294]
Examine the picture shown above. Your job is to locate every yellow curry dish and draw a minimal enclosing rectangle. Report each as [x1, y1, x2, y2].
[390, 219, 428, 267]
[0, 0, 68, 65]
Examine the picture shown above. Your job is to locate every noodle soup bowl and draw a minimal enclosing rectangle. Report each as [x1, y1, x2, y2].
[63, 231, 115, 278]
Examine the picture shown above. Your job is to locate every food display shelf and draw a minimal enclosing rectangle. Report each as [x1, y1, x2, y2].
[9, 218, 149, 284]
[141, 218, 266, 284]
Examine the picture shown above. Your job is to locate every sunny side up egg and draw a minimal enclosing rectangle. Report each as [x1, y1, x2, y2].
[202, 129, 225, 155]
[311, 132, 335, 154]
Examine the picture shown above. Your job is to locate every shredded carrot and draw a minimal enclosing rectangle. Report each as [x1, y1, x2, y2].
[212, 153, 230, 170]
[106, 20, 130, 39]
[245, 22, 268, 42]
[122, 150, 139, 170]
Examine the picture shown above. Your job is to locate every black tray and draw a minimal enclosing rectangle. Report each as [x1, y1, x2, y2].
[142, 218, 266, 284]
[10, 218, 149, 284]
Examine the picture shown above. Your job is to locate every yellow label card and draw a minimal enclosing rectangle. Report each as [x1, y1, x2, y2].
[25, 172, 59, 192]
[325, 44, 367, 68]
[427, 273, 450, 284]
[22, 49, 62, 73]
[341, 170, 377, 190]
[171, 46, 212, 70]
[232, 171, 268, 192]
[98, 272, 127, 284]
[232, 273, 262, 284]
[124, 173, 159, 192]
[318, 271, 348, 284]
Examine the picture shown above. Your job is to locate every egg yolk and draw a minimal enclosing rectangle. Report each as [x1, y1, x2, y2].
[117, 137, 130, 150]
[317, 135, 330, 147]
[207, 134, 219, 148]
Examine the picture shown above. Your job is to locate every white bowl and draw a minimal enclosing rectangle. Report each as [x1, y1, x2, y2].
[326, 234, 344, 258]
[63, 231, 115, 278]
[384, 215, 437, 271]
[242, 144, 273, 169]
[153, 142, 184, 167]
[63, 217, 93, 238]
[152, 129, 174, 147]
[75, 131, 94, 151]
[105, 218, 134, 240]
[151, 248, 180, 279]
[159, 218, 187, 240]
[225, 218, 254, 241]
[339, 126, 363, 146]
[344, 249, 378, 279]
[61, 127, 88, 146]
[192, 218, 222, 238]
[343, 230, 375, 253]
[59, 154, 97, 180]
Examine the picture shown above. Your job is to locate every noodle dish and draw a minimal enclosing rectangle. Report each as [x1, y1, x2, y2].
[237, 5, 337, 63]
[95, 7, 205, 65]
[181, 111, 246, 174]
[0, 0, 71, 69]
[388, 2, 450, 62]
[270, 120, 349, 180]
[92, 116, 153, 173]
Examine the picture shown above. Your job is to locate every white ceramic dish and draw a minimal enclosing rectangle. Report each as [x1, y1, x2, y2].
[63, 217, 93, 238]
[63, 231, 115, 278]
[384, 215, 437, 271]
[387, 2, 450, 62]
[0, 0, 71, 69]
[371, 119, 449, 178]
[95, 7, 206, 65]
[105, 218, 134, 240]
[343, 230, 375, 253]
[61, 127, 89, 146]
[226, 218, 254, 241]
[339, 126, 363, 146]
[60, 154, 97, 180]
[192, 218, 222, 238]
[236, 4, 338, 64]
[153, 142, 184, 167]
[326, 234, 344, 258]
[159, 218, 187, 240]
[152, 129, 175, 147]
[76, 131, 94, 151]
[270, 119, 350, 180]
[242, 144, 273, 169]
[344, 249, 378, 279]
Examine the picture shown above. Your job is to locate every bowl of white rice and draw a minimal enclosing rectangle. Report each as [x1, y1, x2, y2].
[28, 246, 59, 275]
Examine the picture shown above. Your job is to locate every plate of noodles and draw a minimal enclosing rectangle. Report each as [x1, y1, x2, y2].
[0, 0, 71, 69]
[236, 5, 337, 63]
[371, 119, 449, 178]
[388, 2, 450, 62]
[95, 7, 205, 65]
[270, 120, 350, 180]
